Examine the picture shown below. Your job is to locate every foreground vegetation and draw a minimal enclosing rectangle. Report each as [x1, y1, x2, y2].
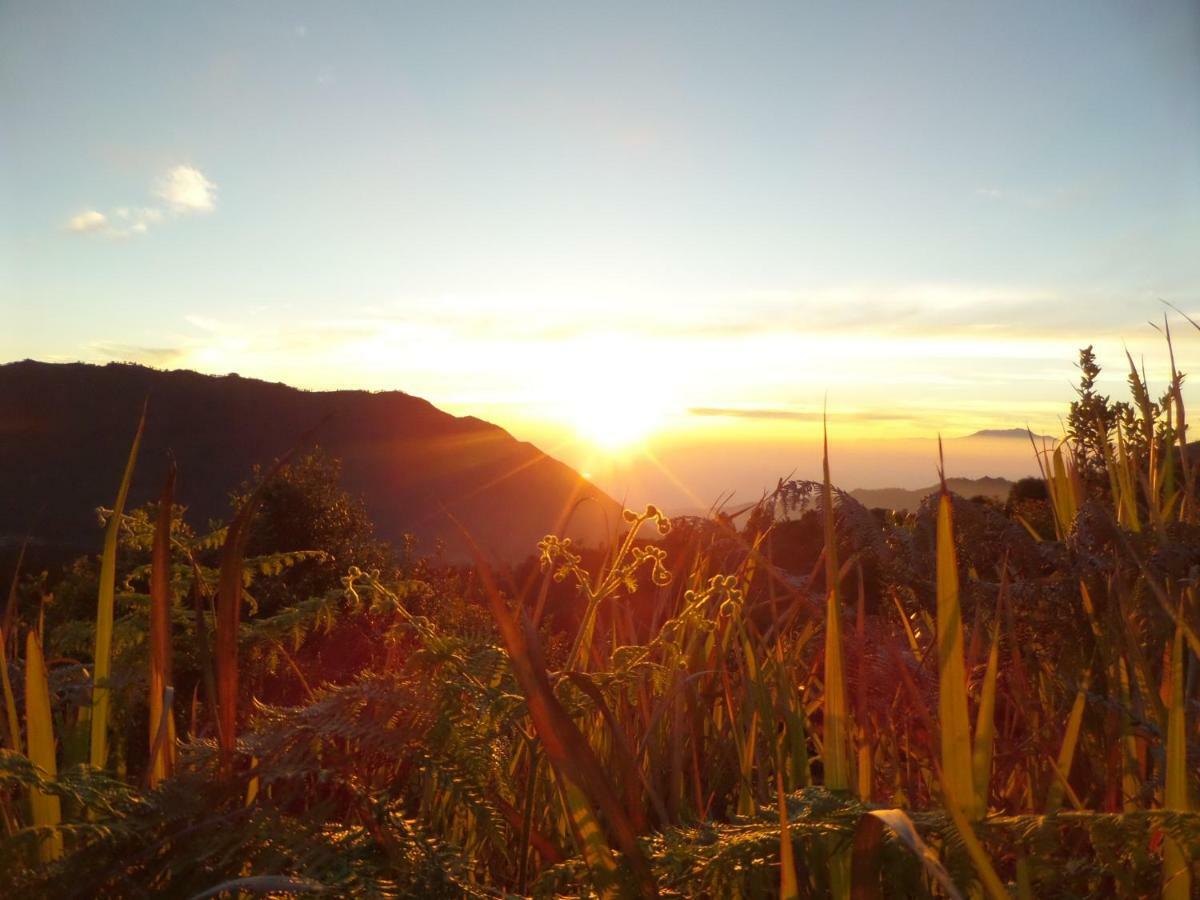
[1, 337, 1197, 898]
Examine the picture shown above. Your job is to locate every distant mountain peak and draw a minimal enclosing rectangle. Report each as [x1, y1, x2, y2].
[962, 428, 1054, 441]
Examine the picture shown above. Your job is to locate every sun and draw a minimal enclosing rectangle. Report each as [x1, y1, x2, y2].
[559, 371, 670, 453]
[572, 400, 661, 451]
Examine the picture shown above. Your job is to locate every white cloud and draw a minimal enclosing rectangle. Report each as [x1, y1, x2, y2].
[65, 205, 166, 238]
[156, 165, 217, 213]
[66, 210, 108, 233]
[65, 165, 215, 238]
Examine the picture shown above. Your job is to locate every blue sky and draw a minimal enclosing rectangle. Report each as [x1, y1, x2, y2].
[2, 1, 1199, 497]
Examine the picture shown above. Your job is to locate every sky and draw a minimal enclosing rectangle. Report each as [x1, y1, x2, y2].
[2, 2, 1199, 508]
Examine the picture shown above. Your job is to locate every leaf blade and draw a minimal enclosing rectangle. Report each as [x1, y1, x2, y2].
[89, 403, 145, 771]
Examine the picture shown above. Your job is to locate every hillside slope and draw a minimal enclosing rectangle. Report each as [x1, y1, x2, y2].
[0, 360, 620, 561]
[850, 476, 1013, 513]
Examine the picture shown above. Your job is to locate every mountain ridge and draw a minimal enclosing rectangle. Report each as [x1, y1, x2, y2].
[959, 428, 1055, 441]
[0, 360, 619, 562]
[850, 475, 1014, 513]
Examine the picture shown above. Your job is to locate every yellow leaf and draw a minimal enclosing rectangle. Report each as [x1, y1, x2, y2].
[822, 419, 852, 900]
[1045, 673, 1089, 813]
[777, 767, 799, 900]
[90, 405, 145, 771]
[822, 421, 849, 793]
[0, 629, 20, 754]
[1162, 615, 1191, 900]
[25, 631, 63, 862]
[937, 493, 977, 820]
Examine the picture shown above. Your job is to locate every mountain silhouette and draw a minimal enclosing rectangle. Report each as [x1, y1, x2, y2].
[0, 360, 620, 562]
[850, 476, 1013, 513]
[960, 428, 1055, 441]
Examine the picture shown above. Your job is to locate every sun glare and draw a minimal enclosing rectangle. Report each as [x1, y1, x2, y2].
[558, 368, 670, 453]
[568, 392, 665, 451]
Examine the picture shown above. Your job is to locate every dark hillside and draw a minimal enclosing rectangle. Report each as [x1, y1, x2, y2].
[850, 475, 1013, 513]
[0, 360, 619, 562]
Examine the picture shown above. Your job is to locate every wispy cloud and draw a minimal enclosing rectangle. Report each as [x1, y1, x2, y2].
[91, 342, 185, 364]
[184, 314, 224, 332]
[643, 282, 1144, 341]
[344, 283, 1067, 343]
[65, 164, 216, 237]
[688, 407, 920, 423]
[975, 183, 1092, 210]
[149, 282, 1150, 360]
[115, 207, 164, 230]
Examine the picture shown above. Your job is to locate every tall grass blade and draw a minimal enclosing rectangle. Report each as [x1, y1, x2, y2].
[25, 630, 62, 862]
[777, 766, 799, 900]
[855, 563, 872, 801]
[821, 419, 849, 793]
[89, 403, 145, 771]
[1162, 613, 1191, 899]
[0, 620, 19, 754]
[0, 541, 24, 753]
[936, 486, 977, 820]
[560, 777, 620, 891]
[1045, 673, 1088, 813]
[822, 418, 852, 899]
[148, 463, 176, 787]
[1162, 318, 1195, 522]
[1051, 444, 1079, 535]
